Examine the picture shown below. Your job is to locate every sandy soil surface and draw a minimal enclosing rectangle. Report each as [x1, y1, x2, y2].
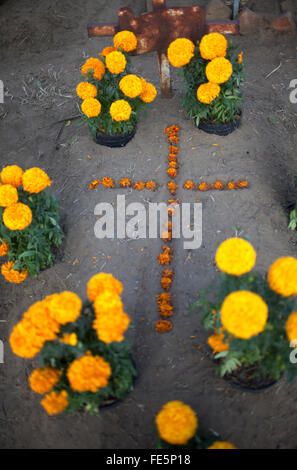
[0, 0, 297, 449]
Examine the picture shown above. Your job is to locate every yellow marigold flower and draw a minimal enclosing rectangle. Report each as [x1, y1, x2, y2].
[0, 184, 18, 207]
[3, 202, 32, 230]
[100, 46, 117, 56]
[81, 57, 105, 80]
[167, 38, 195, 68]
[45, 291, 82, 325]
[24, 301, 60, 338]
[199, 32, 227, 60]
[133, 181, 145, 191]
[119, 74, 142, 98]
[93, 296, 130, 343]
[184, 180, 195, 190]
[238, 51, 243, 64]
[227, 181, 236, 190]
[22, 167, 52, 194]
[146, 181, 157, 191]
[197, 82, 221, 104]
[267, 257, 297, 297]
[101, 176, 115, 188]
[221, 290, 268, 339]
[87, 272, 123, 301]
[41, 390, 69, 416]
[0, 240, 9, 256]
[286, 311, 297, 344]
[110, 99, 132, 121]
[1, 261, 28, 283]
[67, 352, 111, 392]
[105, 51, 127, 74]
[119, 177, 132, 188]
[215, 238, 256, 276]
[59, 332, 78, 346]
[113, 30, 137, 52]
[29, 367, 61, 394]
[207, 331, 229, 354]
[0, 165, 23, 188]
[167, 168, 177, 178]
[140, 79, 157, 103]
[81, 97, 101, 118]
[76, 82, 97, 100]
[208, 441, 237, 449]
[206, 57, 233, 84]
[156, 401, 198, 445]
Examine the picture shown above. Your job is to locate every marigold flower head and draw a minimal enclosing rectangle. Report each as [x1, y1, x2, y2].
[184, 180, 195, 190]
[155, 319, 173, 332]
[119, 177, 132, 188]
[215, 238, 256, 276]
[81, 58, 105, 80]
[158, 247, 173, 266]
[168, 146, 179, 155]
[164, 125, 179, 135]
[227, 181, 236, 189]
[146, 181, 157, 191]
[161, 231, 172, 243]
[41, 390, 69, 416]
[87, 272, 123, 302]
[0, 184, 18, 207]
[167, 181, 178, 195]
[162, 267, 174, 279]
[22, 167, 52, 194]
[206, 57, 233, 84]
[197, 82, 221, 104]
[101, 177, 115, 188]
[159, 302, 173, 318]
[156, 401, 198, 445]
[92, 288, 123, 317]
[67, 352, 111, 392]
[198, 182, 210, 191]
[212, 180, 224, 190]
[140, 79, 157, 103]
[133, 181, 145, 191]
[1, 261, 28, 283]
[157, 292, 172, 305]
[221, 290, 268, 339]
[93, 293, 130, 343]
[59, 332, 78, 346]
[238, 51, 243, 64]
[119, 74, 143, 98]
[167, 38, 195, 67]
[81, 97, 102, 118]
[106, 51, 127, 74]
[76, 82, 97, 100]
[267, 257, 297, 297]
[207, 331, 229, 354]
[169, 161, 178, 169]
[29, 367, 61, 394]
[0, 240, 9, 256]
[168, 154, 178, 163]
[167, 135, 179, 144]
[89, 179, 100, 190]
[113, 30, 137, 52]
[161, 276, 172, 291]
[167, 168, 177, 178]
[0, 165, 23, 188]
[236, 180, 248, 188]
[110, 99, 132, 121]
[199, 33, 227, 60]
[286, 312, 297, 344]
[100, 46, 117, 56]
[208, 441, 237, 449]
[24, 301, 60, 339]
[45, 291, 82, 325]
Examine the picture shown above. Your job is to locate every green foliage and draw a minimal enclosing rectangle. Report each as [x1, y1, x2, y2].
[180, 42, 244, 125]
[39, 301, 137, 415]
[0, 189, 64, 277]
[289, 177, 297, 232]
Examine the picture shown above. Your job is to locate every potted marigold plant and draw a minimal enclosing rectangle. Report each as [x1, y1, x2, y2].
[155, 401, 237, 449]
[77, 30, 157, 147]
[9, 272, 137, 415]
[0, 165, 64, 283]
[167, 33, 244, 136]
[192, 238, 297, 391]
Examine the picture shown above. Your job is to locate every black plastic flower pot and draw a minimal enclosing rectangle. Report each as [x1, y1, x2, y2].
[198, 113, 241, 136]
[94, 127, 136, 148]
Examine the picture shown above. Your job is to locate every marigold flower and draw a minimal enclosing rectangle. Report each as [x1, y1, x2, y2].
[207, 331, 229, 354]
[119, 177, 132, 188]
[24, 301, 60, 339]
[286, 312, 297, 344]
[87, 272, 123, 301]
[157, 292, 172, 305]
[199, 33, 227, 60]
[41, 390, 69, 416]
[267, 257, 297, 297]
[81, 97, 101, 118]
[22, 167, 52, 194]
[29, 367, 61, 394]
[167, 181, 178, 195]
[133, 181, 145, 191]
[0, 165, 23, 188]
[161, 276, 172, 291]
[101, 177, 115, 188]
[221, 290, 268, 339]
[168, 146, 179, 155]
[59, 332, 78, 346]
[140, 79, 157, 103]
[93, 293, 130, 343]
[167, 135, 179, 144]
[169, 161, 178, 169]
[168, 154, 178, 163]
[1, 261, 28, 283]
[146, 181, 157, 191]
[162, 268, 174, 279]
[168, 199, 179, 205]
[226, 181, 236, 189]
[158, 246, 173, 265]
[215, 238, 256, 276]
[198, 182, 210, 191]
[81, 58, 105, 80]
[45, 291, 82, 325]
[89, 179, 100, 190]
[76, 82, 97, 100]
[167, 38, 195, 67]
[110, 99, 132, 121]
[0, 184, 18, 207]
[67, 352, 111, 392]
[167, 168, 177, 178]
[184, 180, 195, 190]
[161, 231, 172, 243]
[0, 240, 9, 256]
[106, 51, 127, 74]
[113, 30, 137, 52]
[236, 180, 248, 188]
[100, 46, 117, 56]
[155, 319, 173, 333]
[197, 82, 221, 104]
[159, 302, 173, 318]
[119, 74, 143, 98]
[208, 441, 237, 449]
[156, 401, 198, 445]
[164, 125, 179, 135]
[206, 57, 233, 84]
[212, 180, 224, 190]
[238, 51, 243, 64]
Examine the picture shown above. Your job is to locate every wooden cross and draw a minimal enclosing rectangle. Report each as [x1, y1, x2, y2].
[87, 0, 239, 98]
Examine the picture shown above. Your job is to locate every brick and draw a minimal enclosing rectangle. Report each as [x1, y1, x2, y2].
[205, 20, 239, 35]
[206, 0, 232, 21]
[270, 11, 296, 32]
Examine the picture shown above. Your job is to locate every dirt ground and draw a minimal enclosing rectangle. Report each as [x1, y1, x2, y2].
[0, 0, 297, 450]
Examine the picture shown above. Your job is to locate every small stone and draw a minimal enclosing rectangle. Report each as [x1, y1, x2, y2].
[206, 0, 232, 21]
[270, 11, 296, 32]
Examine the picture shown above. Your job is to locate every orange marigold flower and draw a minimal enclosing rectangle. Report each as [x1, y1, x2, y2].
[164, 125, 179, 135]
[76, 82, 97, 100]
[22, 167, 52, 194]
[157, 292, 172, 305]
[29, 367, 61, 394]
[161, 231, 172, 243]
[207, 331, 229, 354]
[81, 58, 105, 80]
[267, 257, 297, 297]
[184, 180, 195, 190]
[168, 199, 179, 205]
[146, 181, 157, 191]
[167, 181, 178, 195]
[162, 267, 174, 279]
[41, 390, 69, 416]
[168, 146, 179, 155]
[119, 74, 143, 98]
[168, 154, 178, 163]
[212, 180, 224, 190]
[167, 168, 177, 178]
[161, 276, 172, 291]
[101, 177, 115, 188]
[167, 135, 179, 144]
[159, 302, 173, 318]
[105, 51, 127, 74]
[67, 352, 111, 392]
[168, 161, 178, 169]
[198, 182, 210, 191]
[99, 46, 117, 56]
[89, 179, 100, 190]
[236, 180, 248, 188]
[155, 319, 173, 332]
[87, 272, 123, 301]
[156, 401, 198, 445]
[199, 33, 227, 60]
[119, 177, 132, 188]
[0, 240, 9, 256]
[0, 184, 18, 207]
[113, 30, 137, 52]
[158, 246, 173, 265]
[0, 165, 23, 188]
[81, 97, 101, 118]
[1, 261, 28, 283]
[208, 441, 237, 449]
[110, 99, 131, 121]
[238, 51, 243, 64]
[133, 181, 145, 191]
[206, 57, 233, 84]
[226, 181, 236, 190]
[59, 332, 78, 346]
[140, 78, 157, 103]
[167, 38, 195, 68]
[45, 291, 82, 325]
[93, 292, 130, 343]
[286, 311, 297, 344]
[197, 82, 221, 104]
